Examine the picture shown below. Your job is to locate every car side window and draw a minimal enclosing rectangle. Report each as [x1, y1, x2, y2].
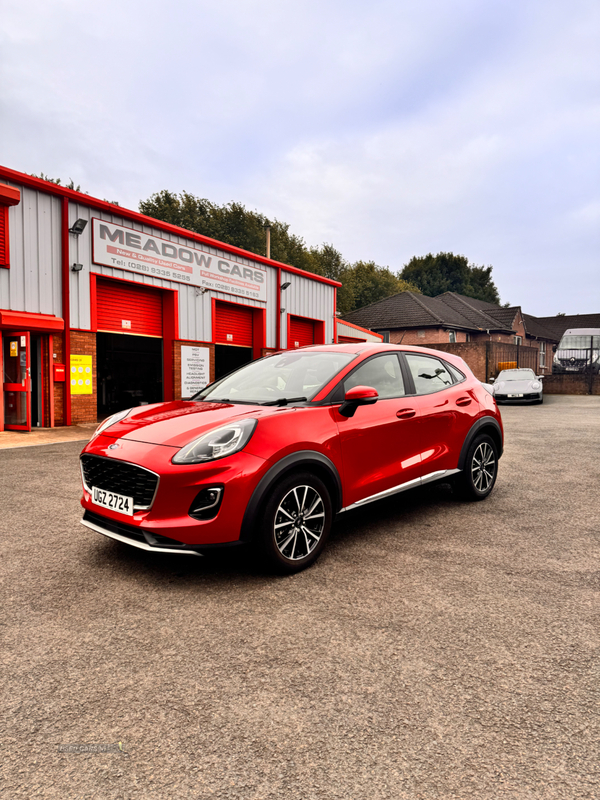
[405, 354, 454, 395]
[344, 354, 405, 399]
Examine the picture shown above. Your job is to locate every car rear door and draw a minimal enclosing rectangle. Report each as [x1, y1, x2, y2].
[401, 352, 481, 477]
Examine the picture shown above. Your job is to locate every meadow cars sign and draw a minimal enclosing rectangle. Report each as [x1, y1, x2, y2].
[92, 219, 267, 302]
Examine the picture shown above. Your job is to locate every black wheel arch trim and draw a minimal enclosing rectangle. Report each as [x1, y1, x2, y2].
[458, 416, 504, 470]
[240, 450, 343, 542]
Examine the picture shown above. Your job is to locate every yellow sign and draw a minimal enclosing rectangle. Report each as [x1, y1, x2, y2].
[9, 340, 18, 357]
[70, 355, 93, 395]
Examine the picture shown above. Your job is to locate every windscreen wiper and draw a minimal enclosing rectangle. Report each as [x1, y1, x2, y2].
[260, 396, 308, 406]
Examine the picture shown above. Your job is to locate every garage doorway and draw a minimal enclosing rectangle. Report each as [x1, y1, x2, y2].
[97, 333, 163, 417]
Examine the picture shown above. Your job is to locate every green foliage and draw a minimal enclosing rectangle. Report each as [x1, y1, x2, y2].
[139, 189, 422, 315]
[30, 173, 82, 192]
[400, 252, 501, 304]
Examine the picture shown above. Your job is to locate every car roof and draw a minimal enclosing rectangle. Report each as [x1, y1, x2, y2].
[289, 342, 464, 359]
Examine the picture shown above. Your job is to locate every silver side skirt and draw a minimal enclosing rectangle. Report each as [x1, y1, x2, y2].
[81, 518, 203, 556]
[340, 468, 461, 514]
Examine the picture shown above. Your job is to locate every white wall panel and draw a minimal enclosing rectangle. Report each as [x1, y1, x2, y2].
[280, 271, 336, 349]
[0, 183, 62, 317]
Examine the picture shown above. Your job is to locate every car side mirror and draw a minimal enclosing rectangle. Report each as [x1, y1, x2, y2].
[339, 385, 379, 418]
[489, 377, 495, 384]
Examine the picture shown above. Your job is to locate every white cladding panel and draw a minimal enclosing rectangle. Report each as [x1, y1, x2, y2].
[67, 202, 278, 344]
[0, 184, 62, 316]
[337, 321, 381, 343]
[279, 271, 336, 349]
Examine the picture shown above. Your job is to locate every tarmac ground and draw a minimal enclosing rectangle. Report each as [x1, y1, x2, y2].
[1, 395, 600, 799]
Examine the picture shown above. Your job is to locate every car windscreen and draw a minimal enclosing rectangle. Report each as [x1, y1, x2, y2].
[559, 335, 600, 349]
[193, 351, 356, 404]
[497, 370, 536, 381]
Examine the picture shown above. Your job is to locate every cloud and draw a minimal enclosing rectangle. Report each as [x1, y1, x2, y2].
[1, 0, 599, 314]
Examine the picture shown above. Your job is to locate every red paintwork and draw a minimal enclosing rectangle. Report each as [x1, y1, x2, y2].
[80, 343, 503, 548]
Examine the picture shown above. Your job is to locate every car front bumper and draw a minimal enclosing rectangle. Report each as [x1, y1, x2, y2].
[79, 433, 267, 550]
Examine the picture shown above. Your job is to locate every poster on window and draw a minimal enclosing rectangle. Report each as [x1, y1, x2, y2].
[181, 346, 210, 399]
[71, 355, 93, 395]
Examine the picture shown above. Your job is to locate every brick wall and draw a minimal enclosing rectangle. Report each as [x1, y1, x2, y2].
[69, 331, 97, 423]
[428, 342, 488, 381]
[543, 374, 600, 395]
[173, 340, 215, 400]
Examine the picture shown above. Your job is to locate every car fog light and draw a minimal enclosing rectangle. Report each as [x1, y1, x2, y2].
[189, 486, 224, 521]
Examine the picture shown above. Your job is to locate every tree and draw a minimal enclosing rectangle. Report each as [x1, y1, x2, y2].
[400, 252, 501, 304]
[138, 189, 421, 315]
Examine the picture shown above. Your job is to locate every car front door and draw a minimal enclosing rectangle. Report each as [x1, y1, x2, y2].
[334, 353, 423, 508]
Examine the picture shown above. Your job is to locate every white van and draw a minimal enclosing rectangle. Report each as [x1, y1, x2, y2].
[553, 328, 600, 374]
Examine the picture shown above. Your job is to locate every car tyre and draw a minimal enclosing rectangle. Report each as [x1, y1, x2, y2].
[454, 434, 498, 501]
[257, 472, 333, 574]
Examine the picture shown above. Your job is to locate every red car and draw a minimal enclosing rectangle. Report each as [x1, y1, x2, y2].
[80, 344, 503, 572]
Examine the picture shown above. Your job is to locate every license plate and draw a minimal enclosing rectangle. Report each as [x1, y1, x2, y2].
[91, 486, 134, 516]
[508, 393, 523, 398]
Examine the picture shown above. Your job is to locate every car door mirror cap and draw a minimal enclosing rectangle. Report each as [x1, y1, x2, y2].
[339, 385, 379, 418]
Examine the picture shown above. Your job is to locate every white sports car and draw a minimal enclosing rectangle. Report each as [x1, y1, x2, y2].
[491, 368, 543, 404]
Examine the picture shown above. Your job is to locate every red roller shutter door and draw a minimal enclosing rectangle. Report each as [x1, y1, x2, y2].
[97, 279, 163, 337]
[215, 302, 253, 347]
[289, 316, 315, 348]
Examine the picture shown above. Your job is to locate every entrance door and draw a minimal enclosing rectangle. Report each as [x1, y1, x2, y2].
[3, 331, 31, 431]
[97, 333, 163, 417]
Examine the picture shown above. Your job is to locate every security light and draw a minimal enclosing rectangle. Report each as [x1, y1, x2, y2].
[69, 219, 88, 235]
[281, 281, 291, 290]
[71, 263, 84, 272]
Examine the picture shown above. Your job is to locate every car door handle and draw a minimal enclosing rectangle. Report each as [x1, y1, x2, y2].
[456, 396, 472, 406]
[396, 408, 416, 419]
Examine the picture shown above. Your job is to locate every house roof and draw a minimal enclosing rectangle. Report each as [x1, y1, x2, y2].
[342, 291, 513, 334]
[434, 292, 516, 331]
[529, 313, 600, 340]
[522, 314, 561, 342]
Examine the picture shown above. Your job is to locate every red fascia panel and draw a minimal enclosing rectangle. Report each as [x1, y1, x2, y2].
[0, 165, 341, 288]
[0, 310, 64, 331]
[0, 183, 21, 206]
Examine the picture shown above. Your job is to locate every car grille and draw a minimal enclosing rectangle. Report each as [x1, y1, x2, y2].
[80, 454, 159, 509]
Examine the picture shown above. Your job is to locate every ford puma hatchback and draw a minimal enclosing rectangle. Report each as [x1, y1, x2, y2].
[79, 344, 503, 573]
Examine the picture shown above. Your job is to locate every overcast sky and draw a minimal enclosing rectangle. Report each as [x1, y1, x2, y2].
[1, 0, 598, 315]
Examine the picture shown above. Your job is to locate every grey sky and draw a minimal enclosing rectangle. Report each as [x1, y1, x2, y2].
[1, 0, 598, 315]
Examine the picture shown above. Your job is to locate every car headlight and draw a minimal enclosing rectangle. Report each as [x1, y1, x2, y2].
[532, 381, 541, 390]
[93, 408, 131, 437]
[172, 418, 258, 465]
[494, 381, 505, 391]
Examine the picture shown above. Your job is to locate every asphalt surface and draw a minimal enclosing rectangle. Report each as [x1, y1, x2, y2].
[2, 395, 600, 800]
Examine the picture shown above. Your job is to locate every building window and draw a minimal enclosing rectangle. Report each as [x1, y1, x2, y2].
[417, 330, 425, 339]
[381, 330, 390, 343]
[539, 341, 546, 368]
[514, 336, 522, 345]
[466, 333, 471, 342]
[448, 330, 456, 343]
[0, 205, 9, 268]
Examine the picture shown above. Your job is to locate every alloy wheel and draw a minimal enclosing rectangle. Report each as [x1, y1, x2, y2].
[274, 485, 326, 561]
[471, 441, 496, 493]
